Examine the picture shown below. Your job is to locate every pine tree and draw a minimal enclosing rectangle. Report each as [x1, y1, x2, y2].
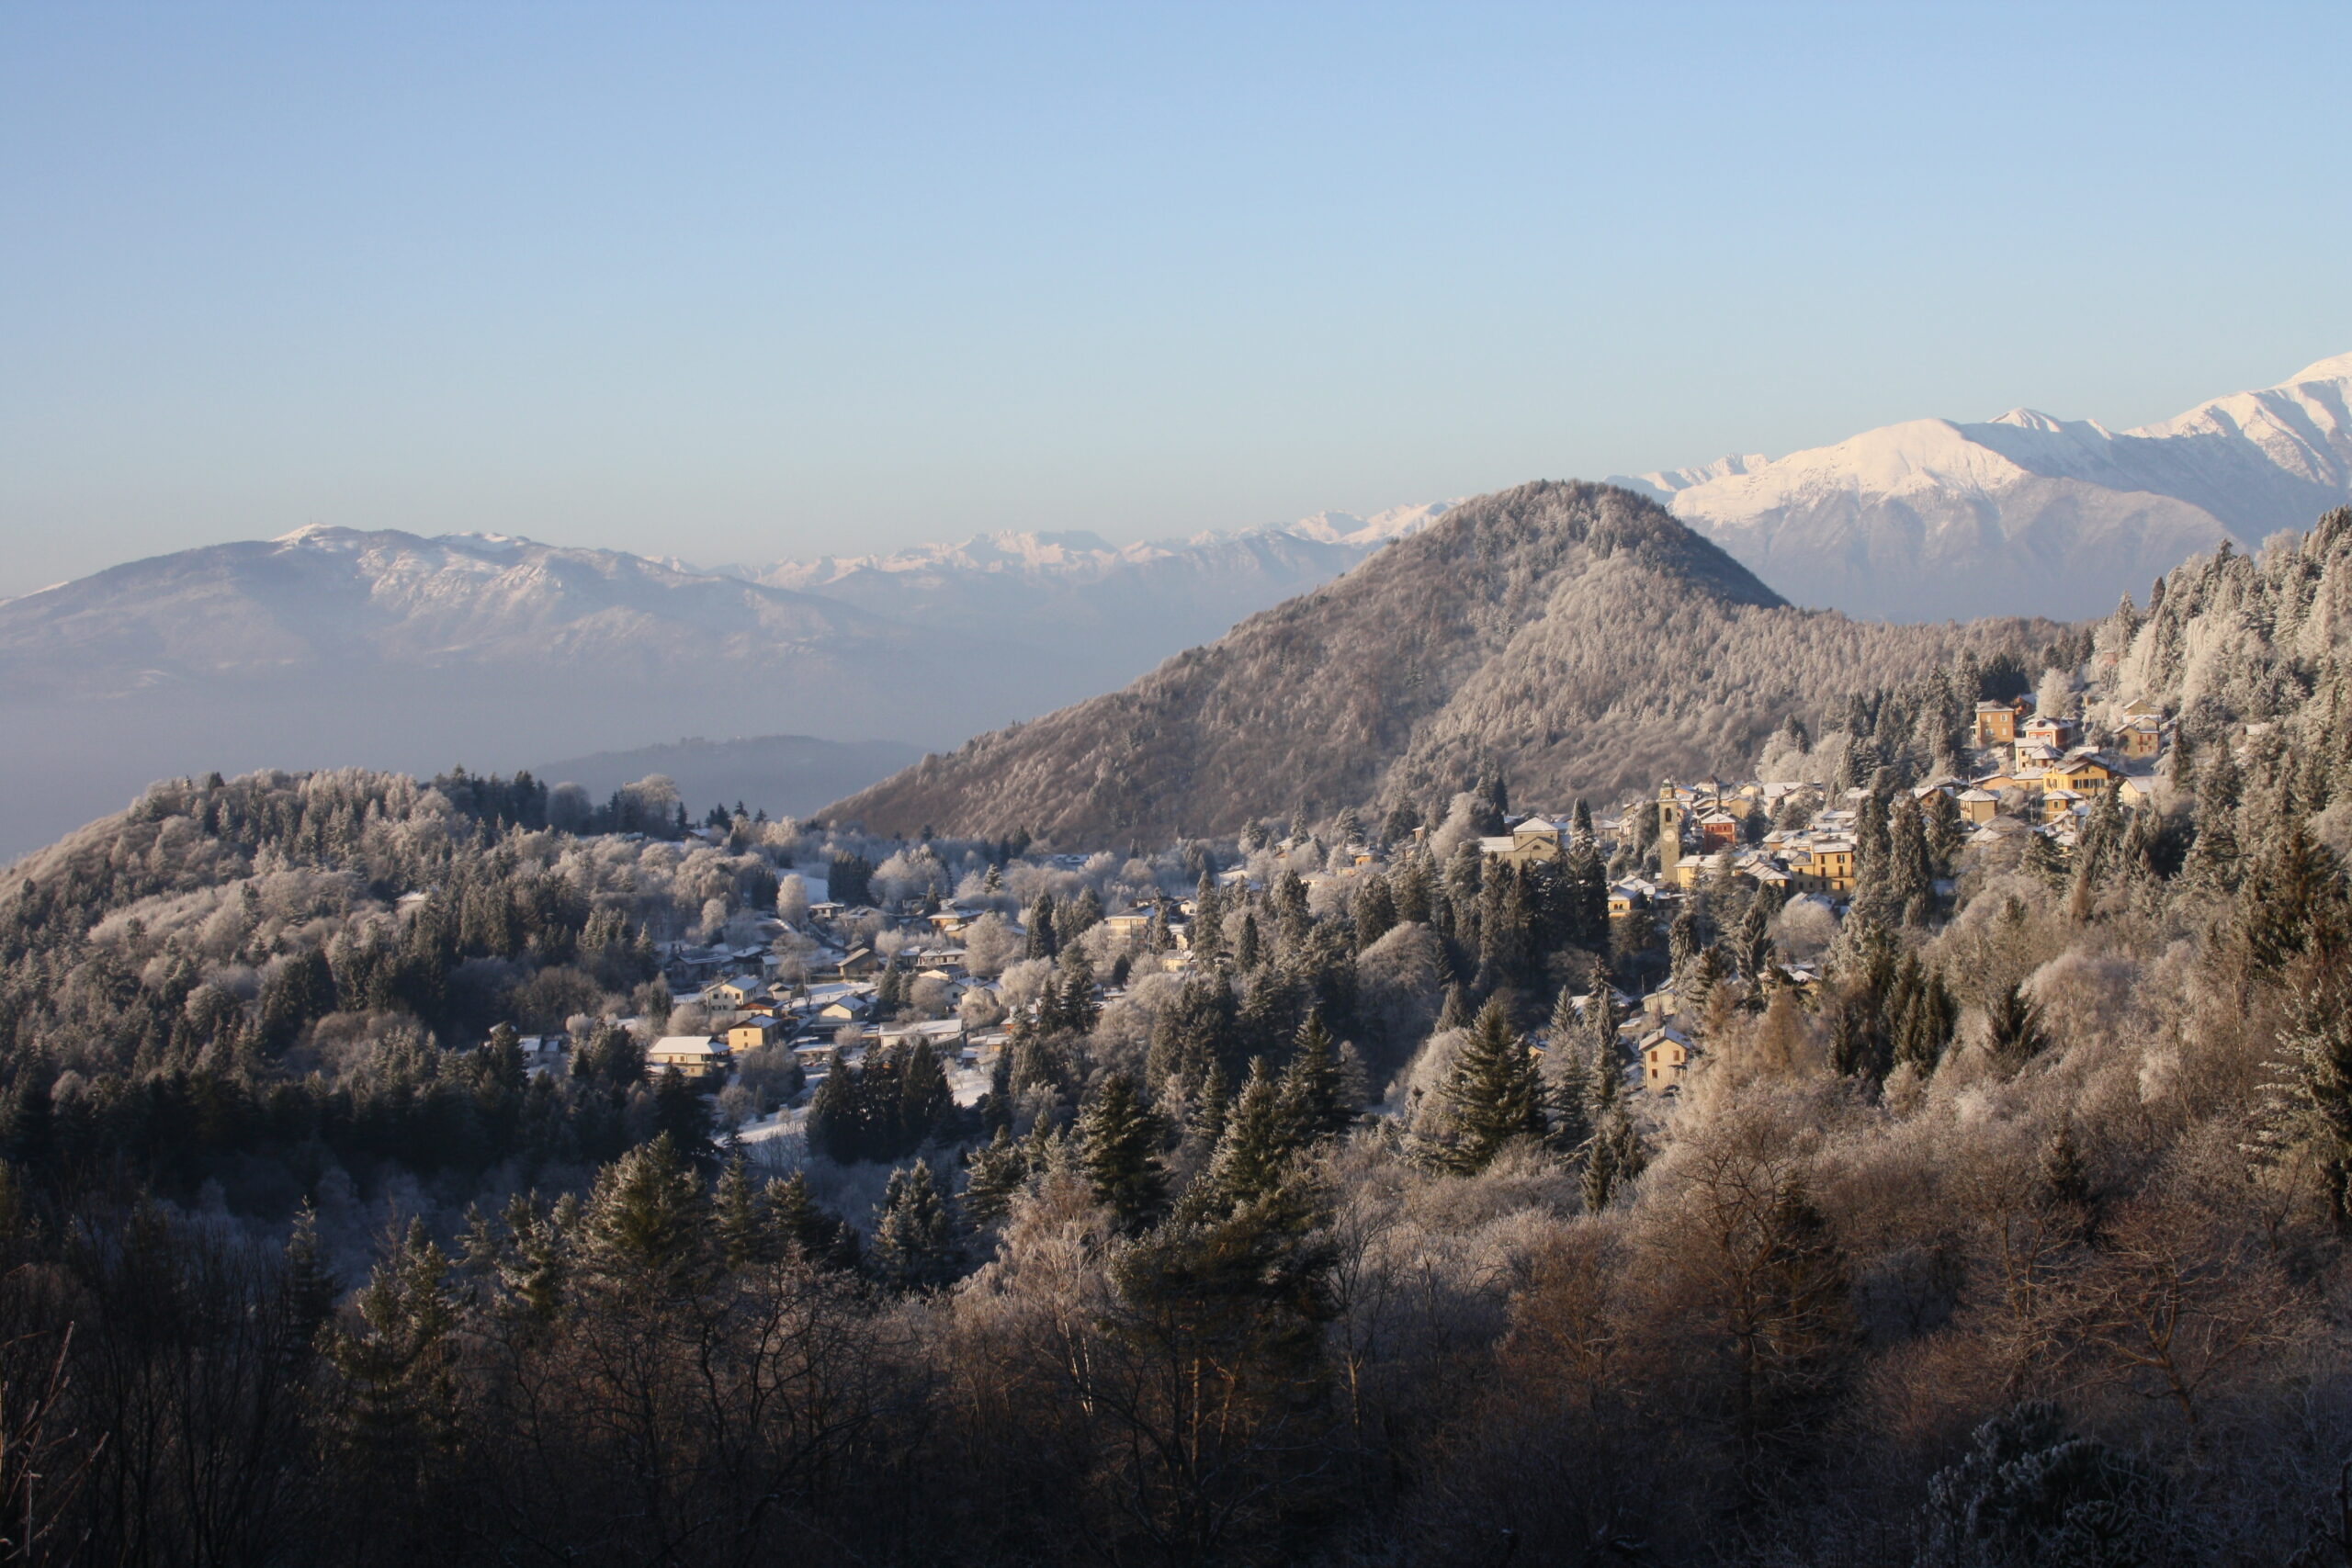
[713, 1154, 763, 1269]
[1197, 1058, 1295, 1212]
[871, 1163, 958, 1292]
[1985, 984, 2050, 1078]
[1544, 988, 1594, 1154]
[962, 1126, 1030, 1228]
[1192, 874, 1224, 959]
[2181, 746, 2245, 892]
[1582, 1108, 1642, 1213]
[1025, 894, 1061, 960]
[1353, 874, 1397, 951]
[1235, 911, 1262, 970]
[1436, 998, 1544, 1174]
[1274, 1011, 1351, 1145]
[1434, 981, 1471, 1032]
[580, 1134, 711, 1299]
[1074, 1073, 1168, 1230]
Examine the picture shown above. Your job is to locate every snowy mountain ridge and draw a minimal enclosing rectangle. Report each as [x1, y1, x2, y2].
[1610, 353, 2352, 621]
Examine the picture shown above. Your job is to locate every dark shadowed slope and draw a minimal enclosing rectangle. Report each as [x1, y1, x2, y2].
[826, 481, 2063, 841]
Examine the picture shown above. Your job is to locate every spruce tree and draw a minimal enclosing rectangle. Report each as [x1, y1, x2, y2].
[962, 1126, 1030, 1228]
[1074, 1073, 1168, 1230]
[1275, 1011, 1351, 1145]
[1198, 1058, 1294, 1212]
[1985, 984, 2051, 1077]
[1353, 874, 1398, 951]
[1544, 988, 1595, 1155]
[713, 1153, 764, 1269]
[1235, 911, 1262, 970]
[1436, 998, 1544, 1174]
[871, 1163, 958, 1292]
[1025, 894, 1061, 960]
[580, 1133, 711, 1299]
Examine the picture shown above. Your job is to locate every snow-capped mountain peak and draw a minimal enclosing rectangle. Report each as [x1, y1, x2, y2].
[1610, 352, 2352, 621]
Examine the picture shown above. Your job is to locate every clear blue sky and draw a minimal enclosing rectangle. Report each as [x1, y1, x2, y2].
[4, 2, 2348, 595]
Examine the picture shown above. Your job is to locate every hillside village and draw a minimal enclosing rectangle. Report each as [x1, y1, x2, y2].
[593, 674, 2185, 1134]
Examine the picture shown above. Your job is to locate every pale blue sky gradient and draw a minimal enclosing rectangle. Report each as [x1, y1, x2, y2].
[5, 2, 2348, 595]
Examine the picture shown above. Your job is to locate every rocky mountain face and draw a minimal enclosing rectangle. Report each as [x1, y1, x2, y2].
[1612, 354, 2352, 622]
[824, 481, 2062, 843]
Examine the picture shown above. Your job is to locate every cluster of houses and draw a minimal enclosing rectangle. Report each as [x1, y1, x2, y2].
[490, 694, 2171, 1113]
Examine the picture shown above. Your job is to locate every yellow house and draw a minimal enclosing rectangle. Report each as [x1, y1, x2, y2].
[1957, 787, 1999, 825]
[1639, 1028, 1694, 1094]
[1973, 700, 2018, 747]
[647, 1035, 732, 1079]
[2044, 756, 2121, 795]
[2120, 717, 2164, 759]
[724, 1017, 784, 1053]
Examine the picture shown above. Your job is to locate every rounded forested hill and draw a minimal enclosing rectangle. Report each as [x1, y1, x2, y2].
[827, 480, 2061, 841]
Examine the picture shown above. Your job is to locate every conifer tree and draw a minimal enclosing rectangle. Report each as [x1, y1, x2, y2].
[1235, 911, 1262, 970]
[580, 1134, 710, 1299]
[713, 1153, 764, 1269]
[1436, 998, 1544, 1174]
[1434, 981, 1471, 1033]
[1582, 1108, 1643, 1213]
[1544, 988, 1594, 1154]
[2182, 746, 2245, 892]
[1985, 983, 2050, 1078]
[1074, 1073, 1168, 1230]
[1192, 874, 1224, 959]
[962, 1126, 1030, 1228]
[1275, 1011, 1351, 1145]
[1198, 1058, 1295, 1211]
[871, 1162, 958, 1292]
[1353, 874, 1397, 951]
[1025, 894, 1060, 960]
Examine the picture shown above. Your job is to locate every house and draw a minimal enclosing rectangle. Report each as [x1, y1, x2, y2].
[1957, 787, 1999, 825]
[1697, 810, 1740, 849]
[1973, 700, 2019, 748]
[817, 996, 872, 1026]
[1638, 1027, 1695, 1094]
[706, 974, 768, 1009]
[2116, 775, 2154, 808]
[837, 947, 881, 979]
[647, 1035, 732, 1079]
[1100, 908, 1159, 950]
[724, 1016, 785, 1053]
[2044, 752, 2123, 796]
[2021, 716, 2077, 751]
[2120, 716, 2165, 759]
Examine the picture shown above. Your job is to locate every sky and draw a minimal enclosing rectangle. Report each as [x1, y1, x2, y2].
[4, 1, 2350, 597]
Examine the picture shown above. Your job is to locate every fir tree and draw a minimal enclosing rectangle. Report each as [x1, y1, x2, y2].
[1435, 998, 1544, 1174]
[1274, 1011, 1352, 1145]
[713, 1153, 764, 1269]
[871, 1163, 958, 1292]
[962, 1126, 1030, 1228]
[1025, 894, 1060, 960]
[580, 1134, 711, 1299]
[1197, 1058, 1295, 1212]
[1985, 984, 2051, 1078]
[1074, 1073, 1168, 1230]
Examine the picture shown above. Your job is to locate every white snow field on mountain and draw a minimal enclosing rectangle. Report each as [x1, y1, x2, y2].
[1610, 353, 2352, 621]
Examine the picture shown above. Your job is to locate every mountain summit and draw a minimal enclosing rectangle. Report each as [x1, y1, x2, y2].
[825, 481, 2055, 842]
[1612, 354, 2352, 621]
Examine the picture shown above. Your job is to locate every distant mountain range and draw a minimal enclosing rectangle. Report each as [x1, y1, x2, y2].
[0, 506, 1445, 859]
[826, 481, 2061, 843]
[1610, 353, 2352, 621]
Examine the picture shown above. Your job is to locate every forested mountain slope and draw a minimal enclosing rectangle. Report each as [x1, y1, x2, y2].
[827, 481, 2061, 841]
